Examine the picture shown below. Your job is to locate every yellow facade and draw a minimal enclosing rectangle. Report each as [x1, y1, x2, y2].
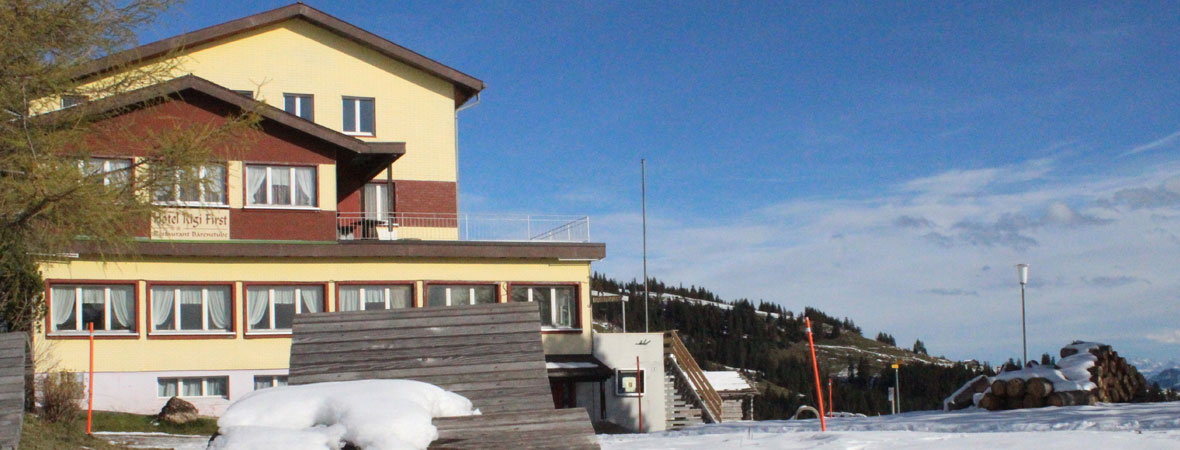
[79, 18, 459, 183]
[37, 257, 593, 373]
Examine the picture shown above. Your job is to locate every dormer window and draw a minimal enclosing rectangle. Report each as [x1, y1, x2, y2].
[342, 97, 375, 136]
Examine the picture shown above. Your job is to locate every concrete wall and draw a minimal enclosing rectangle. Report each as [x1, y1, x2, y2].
[592, 332, 666, 432]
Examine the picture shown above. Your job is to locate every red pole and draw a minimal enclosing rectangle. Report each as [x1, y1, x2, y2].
[87, 322, 94, 434]
[828, 378, 833, 418]
[805, 317, 827, 431]
[636, 356, 642, 433]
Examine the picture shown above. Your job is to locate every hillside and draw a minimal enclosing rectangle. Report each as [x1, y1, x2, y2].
[592, 273, 986, 418]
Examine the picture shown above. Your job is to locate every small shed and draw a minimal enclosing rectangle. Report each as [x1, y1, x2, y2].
[701, 371, 757, 421]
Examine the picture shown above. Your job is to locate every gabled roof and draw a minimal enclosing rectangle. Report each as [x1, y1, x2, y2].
[64, 74, 404, 158]
[74, 3, 485, 107]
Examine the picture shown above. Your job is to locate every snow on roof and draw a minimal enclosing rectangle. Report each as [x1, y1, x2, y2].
[703, 371, 755, 392]
[546, 362, 600, 370]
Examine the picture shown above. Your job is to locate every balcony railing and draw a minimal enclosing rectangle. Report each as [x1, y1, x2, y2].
[336, 212, 591, 243]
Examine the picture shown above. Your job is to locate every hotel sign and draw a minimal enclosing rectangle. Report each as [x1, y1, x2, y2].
[151, 208, 230, 240]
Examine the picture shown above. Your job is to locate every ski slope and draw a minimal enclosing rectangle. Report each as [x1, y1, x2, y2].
[600, 402, 1180, 449]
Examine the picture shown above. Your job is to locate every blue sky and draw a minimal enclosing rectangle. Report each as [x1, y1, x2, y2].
[144, 1, 1180, 364]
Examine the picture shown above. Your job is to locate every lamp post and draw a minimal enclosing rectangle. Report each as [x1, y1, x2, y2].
[1016, 263, 1029, 366]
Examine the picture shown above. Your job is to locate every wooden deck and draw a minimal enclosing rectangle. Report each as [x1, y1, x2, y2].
[289, 302, 599, 449]
[0, 332, 25, 450]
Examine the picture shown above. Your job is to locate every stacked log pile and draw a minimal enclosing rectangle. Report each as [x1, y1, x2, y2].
[1061, 342, 1147, 404]
[945, 341, 1148, 412]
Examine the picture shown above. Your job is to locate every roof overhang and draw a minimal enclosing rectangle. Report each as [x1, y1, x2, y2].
[74, 3, 485, 107]
[545, 355, 613, 382]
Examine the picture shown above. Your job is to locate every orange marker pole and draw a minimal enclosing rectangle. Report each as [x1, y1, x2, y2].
[87, 322, 94, 434]
[828, 378, 833, 418]
[636, 356, 643, 433]
[805, 317, 826, 431]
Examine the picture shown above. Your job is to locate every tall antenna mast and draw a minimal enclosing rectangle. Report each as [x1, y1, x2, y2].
[642, 159, 649, 333]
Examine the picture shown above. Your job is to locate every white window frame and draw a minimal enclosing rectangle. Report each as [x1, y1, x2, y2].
[247, 286, 321, 333]
[429, 285, 496, 307]
[79, 158, 132, 186]
[342, 96, 375, 136]
[364, 183, 392, 220]
[339, 285, 412, 311]
[154, 164, 228, 207]
[49, 284, 135, 334]
[513, 285, 579, 330]
[245, 165, 318, 210]
[284, 93, 314, 120]
[149, 286, 234, 335]
[157, 376, 229, 398]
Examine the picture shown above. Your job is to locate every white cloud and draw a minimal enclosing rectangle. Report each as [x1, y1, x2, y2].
[592, 159, 1180, 363]
[1122, 130, 1180, 156]
[1147, 330, 1180, 345]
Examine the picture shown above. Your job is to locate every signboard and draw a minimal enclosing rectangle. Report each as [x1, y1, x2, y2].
[151, 208, 230, 240]
[615, 369, 644, 397]
[888, 387, 895, 402]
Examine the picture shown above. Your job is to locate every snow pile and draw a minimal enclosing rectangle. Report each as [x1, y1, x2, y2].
[208, 379, 479, 450]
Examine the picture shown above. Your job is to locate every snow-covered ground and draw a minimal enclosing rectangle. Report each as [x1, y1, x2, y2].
[600, 402, 1180, 449]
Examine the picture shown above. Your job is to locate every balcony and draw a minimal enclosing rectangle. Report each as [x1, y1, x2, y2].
[336, 212, 591, 243]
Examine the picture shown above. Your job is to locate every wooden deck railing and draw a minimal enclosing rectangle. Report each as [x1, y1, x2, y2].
[664, 330, 724, 423]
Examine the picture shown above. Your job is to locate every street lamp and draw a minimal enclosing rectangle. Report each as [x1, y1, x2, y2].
[1016, 263, 1029, 366]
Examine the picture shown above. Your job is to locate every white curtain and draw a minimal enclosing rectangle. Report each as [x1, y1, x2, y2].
[295, 167, 315, 206]
[246, 166, 267, 204]
[182, 378, 202, 396]
[109, 286, 134, 330]
[204, 165, 226, 204]
[158, 380, 177, 397]
[151, 287, 174, 330]
[246, 287, 270, 328]
[364, 288, 384, 310]
[338, 287, 360, 311]
[271, 168, 291, 205]
[51, 287, 76, 330]
[300, 288, 322, 313]
[390, 286, 411, 309]
[207, 287, 231, 330]
[555, 288, 574, 328]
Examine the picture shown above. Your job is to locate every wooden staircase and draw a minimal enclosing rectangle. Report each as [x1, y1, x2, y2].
[663, 330, 723, 430]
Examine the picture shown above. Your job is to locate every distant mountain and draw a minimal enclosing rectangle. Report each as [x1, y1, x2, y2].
[1150, 368, 1180, 391]
[1129, 358, 1180, 378]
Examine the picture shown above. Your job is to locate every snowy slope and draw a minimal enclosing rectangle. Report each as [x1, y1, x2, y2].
[600, 402, 1180, 449]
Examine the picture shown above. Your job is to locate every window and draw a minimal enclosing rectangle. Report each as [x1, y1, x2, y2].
[154, 165, 227, 206]
[80, 158, 132, 186]
[233, 90, 254, 99]
[342, 97, 375, 136]
[338, 285, 412, 311]
[363, 183, 392, 220]
[510, 285, 577, 329]
[245, 165, 317, 207]
[149, 286, 232, 333]
[426, 285, 496, 307]
[284, 94, 314, 120]
[615, 369, 644, 397]
[61, 95, 87, 108]
[253, 375, 288, 391]
[49, 284, 136, 333]
[246, 285, 323, 332]
[158, 376, 228, 398]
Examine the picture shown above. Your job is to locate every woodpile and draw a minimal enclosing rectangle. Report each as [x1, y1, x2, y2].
[1060, 342, 1148, 404]
[946, 341, 1148, 412]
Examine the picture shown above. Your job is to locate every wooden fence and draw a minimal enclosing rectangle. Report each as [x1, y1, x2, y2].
[289, 302, 597, 449]
[664, 330, 723, 423]
[0, 332, 26, 449]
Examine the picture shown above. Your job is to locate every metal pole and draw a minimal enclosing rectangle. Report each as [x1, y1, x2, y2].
[894, 364, 901, 414]
[1021, 284, 1027, 366]
[642, 159, 649, 333]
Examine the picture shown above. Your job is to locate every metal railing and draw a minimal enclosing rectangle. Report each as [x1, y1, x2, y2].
[335, 212, 591, 242]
